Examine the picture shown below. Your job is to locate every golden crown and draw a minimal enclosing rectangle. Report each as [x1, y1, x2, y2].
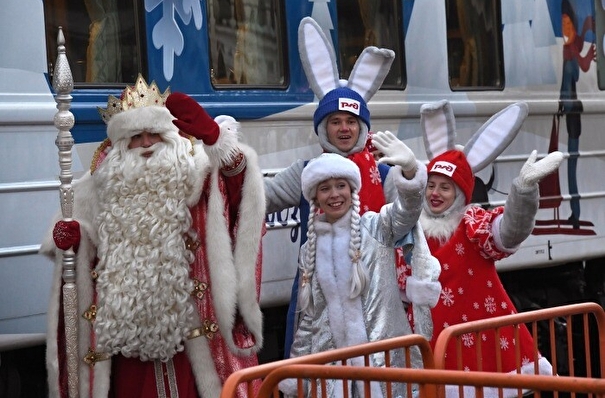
[98, 73, 171, 124]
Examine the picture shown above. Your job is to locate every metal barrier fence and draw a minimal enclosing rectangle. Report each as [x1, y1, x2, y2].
[257, 365, 605, 398]
[433, 302, 605, 377]
[221, 334, 434, 398]
[221, 303, 605, 398]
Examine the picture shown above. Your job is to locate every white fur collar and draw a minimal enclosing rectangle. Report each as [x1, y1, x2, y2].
[420, 207, 465, 244]
[314, 211, 369, 350]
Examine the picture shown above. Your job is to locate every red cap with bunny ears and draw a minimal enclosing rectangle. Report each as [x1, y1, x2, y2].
[427, 149, 474, 205]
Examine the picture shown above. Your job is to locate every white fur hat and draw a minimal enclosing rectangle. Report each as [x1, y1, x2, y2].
[106, 106, 177, 144]
[301, 153, 361, 201]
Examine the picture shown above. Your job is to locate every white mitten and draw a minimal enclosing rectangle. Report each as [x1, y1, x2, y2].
[372, 130, 417, 172]
[518, 150, 564, 188]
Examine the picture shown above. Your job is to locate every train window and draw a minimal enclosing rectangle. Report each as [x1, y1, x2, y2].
[44, 0, 145, 86]
[207, 0, 287, 87]
[446, 0, 504, 90]
[336, 0, 406, 88]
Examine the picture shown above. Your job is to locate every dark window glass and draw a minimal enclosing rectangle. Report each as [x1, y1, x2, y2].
[336, 0, 406, 88]
[44, 0, 145, 86]
[446, 0, 504, 89]
[208, 0, 287, 87]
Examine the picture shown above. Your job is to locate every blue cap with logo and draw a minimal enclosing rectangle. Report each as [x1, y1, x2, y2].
[313, 87, 370, 134]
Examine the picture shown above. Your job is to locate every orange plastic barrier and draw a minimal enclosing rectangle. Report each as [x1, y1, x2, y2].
[221, 303, 605, 397]
[257, 364, 605, 398]
[433, 302, 605, 379]
[220, 334, 434, 398]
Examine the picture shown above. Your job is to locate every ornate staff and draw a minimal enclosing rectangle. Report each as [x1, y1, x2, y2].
[52, 27, 79, 398]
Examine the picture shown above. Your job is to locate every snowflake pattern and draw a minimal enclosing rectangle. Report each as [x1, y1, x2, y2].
[441, 287, 455, 307]
[484, 296, 497, 314]
[461, 333, 475, 348]
[145, 0, 205, 81]
[369, 166, 381, 185]
[433, 206, 542, 374]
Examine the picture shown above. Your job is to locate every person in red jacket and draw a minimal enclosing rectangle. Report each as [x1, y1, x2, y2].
[42, 75, 265, 398]
[404, 100, 564, 397]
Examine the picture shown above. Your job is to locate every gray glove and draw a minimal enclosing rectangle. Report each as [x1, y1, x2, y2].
[518, 150, 564, 188]
[372, 130, 417, 172]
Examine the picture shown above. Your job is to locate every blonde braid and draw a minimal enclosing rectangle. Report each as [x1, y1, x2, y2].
[298, 201, 317, 315]
[348, 191, 368, 298]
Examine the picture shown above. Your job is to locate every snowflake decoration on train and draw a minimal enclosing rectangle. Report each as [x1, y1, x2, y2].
[145, 0, 204, 81]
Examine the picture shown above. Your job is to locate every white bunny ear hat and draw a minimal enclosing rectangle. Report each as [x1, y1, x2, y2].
[298, 17, 395, 155]
[420, 100, 529, 204]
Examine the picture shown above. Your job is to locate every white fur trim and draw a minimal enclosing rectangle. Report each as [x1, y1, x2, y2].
[405, 276, 441, 308]
[492, 214, 520, 254]
[233, 144, 265, 353]
[203, 143, 265, 356]
[314, 215, 368, 350]
[186, 142, 211, 207]
[106, 106, 177, 144]
[185, 333, 222, 398]
[92, 361, 112, 398]
[205, 169, 239, 352]
[301, 153, 361, 201]
[203, 115, 240, 167]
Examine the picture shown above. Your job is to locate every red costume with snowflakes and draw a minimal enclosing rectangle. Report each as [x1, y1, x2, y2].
[402, 100, 566, 397]
[422, 205, 536, 372]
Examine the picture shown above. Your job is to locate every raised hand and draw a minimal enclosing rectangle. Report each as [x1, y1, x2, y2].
[372, 130, 417, 172]
[518, 150, 564, 187]
[166, 92, 220, 145]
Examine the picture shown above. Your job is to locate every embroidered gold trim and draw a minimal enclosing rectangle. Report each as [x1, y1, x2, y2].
[192, 279, 208, 299]
[84, 348, 110, 367]
[221, 151, 246, 177]
[187, 321, 220, 340]
[82, 304, 97, 322]
[185, 234, 200, 253]
[90, 138, 111, 174]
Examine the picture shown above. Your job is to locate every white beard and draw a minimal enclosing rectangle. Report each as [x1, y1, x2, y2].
[92, 135, 198, 361]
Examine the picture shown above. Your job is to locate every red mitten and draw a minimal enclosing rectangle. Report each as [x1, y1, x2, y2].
[165, 92, 220, 145]
[53, 220, 81, 252]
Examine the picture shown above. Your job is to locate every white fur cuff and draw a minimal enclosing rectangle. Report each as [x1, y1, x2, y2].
[204, 116, 241, 167]
[406, 276, 441, 308]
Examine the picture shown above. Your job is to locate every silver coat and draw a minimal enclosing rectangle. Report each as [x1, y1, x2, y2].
[282, 165, 427, 398]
